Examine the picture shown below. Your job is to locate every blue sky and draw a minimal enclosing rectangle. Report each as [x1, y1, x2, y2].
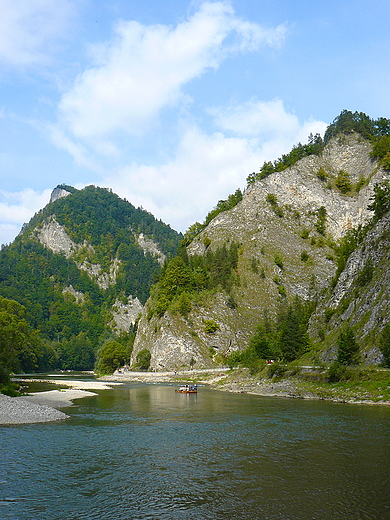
[1, 0, 390, 245]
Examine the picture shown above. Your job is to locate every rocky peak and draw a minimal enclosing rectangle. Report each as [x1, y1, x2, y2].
[49, 186, 72, 204]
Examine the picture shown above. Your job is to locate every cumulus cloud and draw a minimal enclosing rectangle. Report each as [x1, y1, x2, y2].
[210, 98, 327, 140]
[58, 1, 287, 141]
[0, 0, 75, 67]
[0, 188, 52, 244]
[103, 102, 326, 232]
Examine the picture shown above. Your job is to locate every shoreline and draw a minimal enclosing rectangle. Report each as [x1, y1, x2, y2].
[3, 365, 389, 425]
[101, 368, 390, 406]
[1, 379, 122, 426]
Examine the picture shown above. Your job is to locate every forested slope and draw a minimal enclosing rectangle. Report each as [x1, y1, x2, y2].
[0, 185, 181, 380]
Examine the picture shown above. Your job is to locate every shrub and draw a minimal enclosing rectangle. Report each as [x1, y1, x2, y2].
[300, 228, 309, 239]
[204, 319, 220, 334]
[379, 323, 390, 367]
[335, 170, 352, 193]
[267, 362, 287, 379]
[316, 167, 328, 181]
[300, 250, 309, 262]
[266, 193, 278, 205]
[135, 348, 151, 370]
[337, 327, 360, 365]
[327, 361, 347, 383]
[274, 254, 284, 270]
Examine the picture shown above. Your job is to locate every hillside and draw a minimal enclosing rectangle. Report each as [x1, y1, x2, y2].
[0, 185, 181, 374]
[131, 117, 390, 371]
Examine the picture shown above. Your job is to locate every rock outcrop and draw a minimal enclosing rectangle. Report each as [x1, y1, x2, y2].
[131, 134, 389, 370]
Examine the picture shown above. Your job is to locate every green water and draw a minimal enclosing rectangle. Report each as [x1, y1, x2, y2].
[1, 380, 390, 519]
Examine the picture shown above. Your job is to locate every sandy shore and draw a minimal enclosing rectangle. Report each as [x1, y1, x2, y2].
[1, 379, 122, 426]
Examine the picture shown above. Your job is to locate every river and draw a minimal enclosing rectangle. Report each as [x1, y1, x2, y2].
[1, 378, 390, 519]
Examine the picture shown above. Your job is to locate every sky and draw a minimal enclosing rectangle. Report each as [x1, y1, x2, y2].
[1, 0, 390, 245]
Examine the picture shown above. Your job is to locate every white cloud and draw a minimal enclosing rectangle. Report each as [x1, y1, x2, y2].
[0, 188, 52, 244]
[103, 102, 326, 232]
[210, 98, 327, 140]
[0, 0, 75, 67]
[58, 1, 287, 141]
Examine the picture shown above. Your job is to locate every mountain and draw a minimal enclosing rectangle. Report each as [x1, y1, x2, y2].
[0, 185, 181, 373]
[131, 114, 390, 371]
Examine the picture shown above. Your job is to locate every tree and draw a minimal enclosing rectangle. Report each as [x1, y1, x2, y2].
[379, 324, 390, 367]
[337, 327, 359, 365]
[368, 181, 390, 221]
[335, 170, 352, 193]
[96, 340, 129, 374]
[136, 349, 151, 370]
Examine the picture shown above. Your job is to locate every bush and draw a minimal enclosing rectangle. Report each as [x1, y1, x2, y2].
[95, 340, 129, 375]
[204, 319, 220, 334]
[379, 324, 390, 367]
[337, 327, 360, 365]
[327, 361, 347, 383]
[300, 250, 309, 262]
[135, 349, 151, 370]
[274, 254, 284, 270]
[335, 170, 352, 193]
[267, 362, 287, 379]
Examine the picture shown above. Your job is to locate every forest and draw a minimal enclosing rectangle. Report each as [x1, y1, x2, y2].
[0, 185, 181, 387]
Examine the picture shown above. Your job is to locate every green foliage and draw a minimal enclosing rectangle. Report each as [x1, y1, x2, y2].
[316, 167, 328, 181]
[334, 225, 367, 277]
[245, 298, 312, 364]
[226, 351, 242, 369]
[247, 133, 324, 186]
[300, 250, 309, 262]
[370, 135, 390, 167]
[337, 327, 360, 365]
[0, 185, 182, 372]
[267, 362, 287, 379]
[300, 228, 310, 239]
[355, 175, 367, 192]
[266, 193, 278, 205]
[204, 319, 220, 334]
[315, 206, 327, 234]
[249, 312, 277, 359]
[274, 254, 284, 270]
[327, 361, 347, 383]
[149, 242, 240, 318]
[356, 259, 373, 286]
[379, 324, 390, 367]
[181, 189, 243, 245]
[135, 348, 151, 370]
[335, 170, 352, 193]
[0, 295, 45, 377]
[95, 339, 131, 374]
[323, 110, 390, 144]
[367, 181, 390, 221]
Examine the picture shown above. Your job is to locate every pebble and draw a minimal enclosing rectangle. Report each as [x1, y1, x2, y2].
[0, 393, 69, 425]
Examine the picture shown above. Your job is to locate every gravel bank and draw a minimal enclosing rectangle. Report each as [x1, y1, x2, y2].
[0, 393, 69, 425]
[1, 378, 121, 426]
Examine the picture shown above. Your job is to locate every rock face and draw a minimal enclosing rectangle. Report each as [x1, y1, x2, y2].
[308, 211, 390, 365]
[137, 233, 166, 265]
[131, 134, 389, 370]
[111, 296, 143, 333]
[37, 216, 76, 259]
[49, 187, 72, 204]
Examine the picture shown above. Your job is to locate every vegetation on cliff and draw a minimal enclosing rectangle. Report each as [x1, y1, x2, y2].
[0, 185, 181, 375]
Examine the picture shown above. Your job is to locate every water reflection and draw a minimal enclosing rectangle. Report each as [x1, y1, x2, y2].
[2, 381, 390, 520]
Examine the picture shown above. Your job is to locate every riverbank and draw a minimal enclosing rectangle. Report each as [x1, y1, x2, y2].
[101, 366, 390, 405]
[1, 379, 122, 426]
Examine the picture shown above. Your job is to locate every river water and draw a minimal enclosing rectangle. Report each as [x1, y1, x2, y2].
[1, 379, 390, 520]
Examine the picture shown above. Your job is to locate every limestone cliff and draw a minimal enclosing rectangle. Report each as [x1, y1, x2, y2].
[131, 134, 389, 370]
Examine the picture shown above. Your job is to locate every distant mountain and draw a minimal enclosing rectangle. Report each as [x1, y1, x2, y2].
[0, 185, 181, 372]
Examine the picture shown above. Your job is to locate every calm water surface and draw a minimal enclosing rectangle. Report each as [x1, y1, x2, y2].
[1, 378, 390, 519]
